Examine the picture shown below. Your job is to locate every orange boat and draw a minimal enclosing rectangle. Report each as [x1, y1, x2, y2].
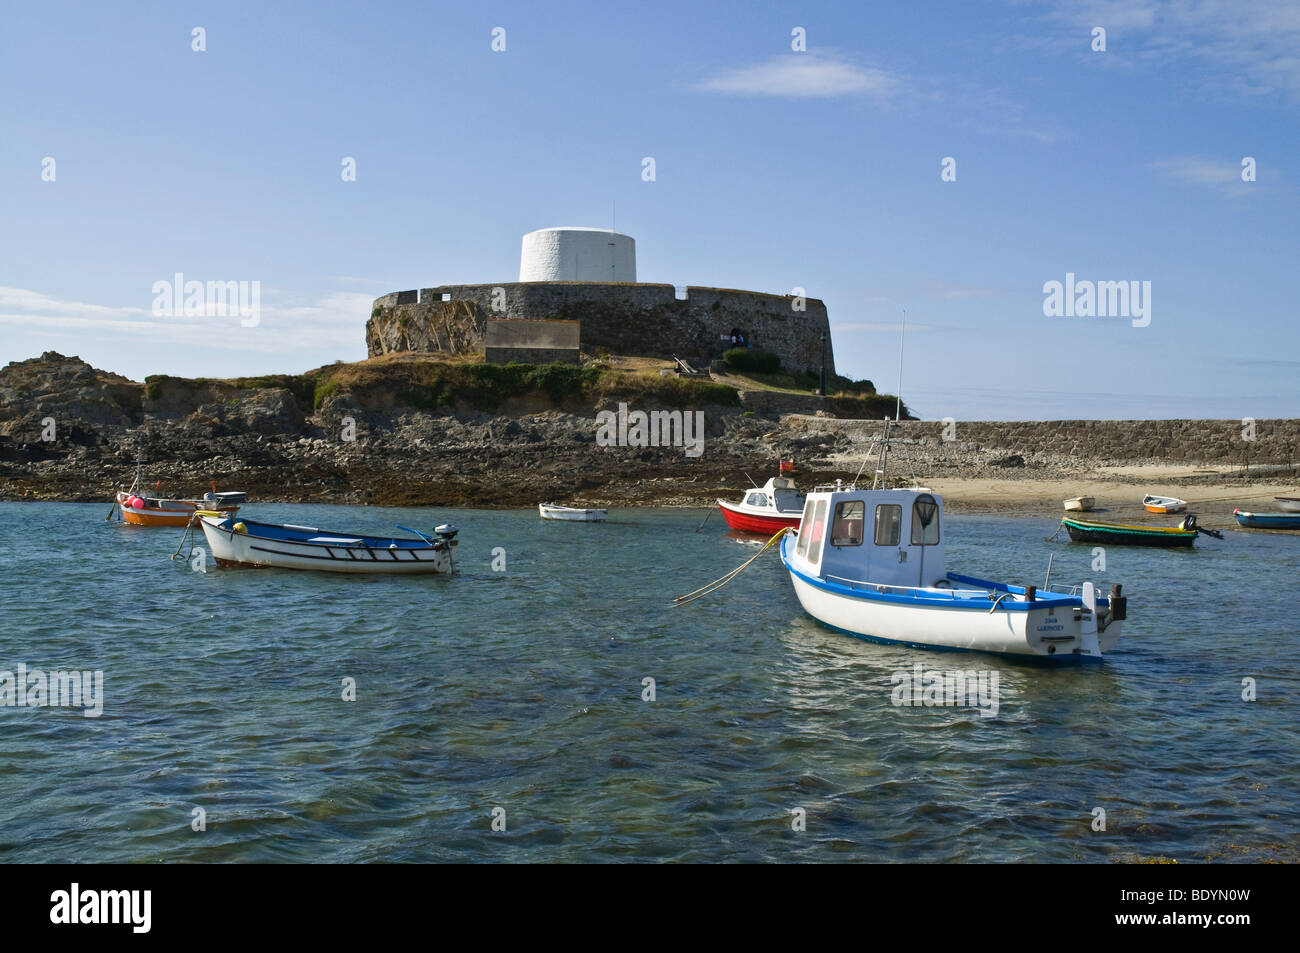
[1142, 494, 1188, 514]
[112, 457, 245, 526]
[115, 489, 243, 526]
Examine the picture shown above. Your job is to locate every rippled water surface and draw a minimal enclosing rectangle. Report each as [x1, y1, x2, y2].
[1, 502, 1297, 862]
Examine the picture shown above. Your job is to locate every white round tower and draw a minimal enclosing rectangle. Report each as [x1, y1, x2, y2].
[519, 227, 637, 282]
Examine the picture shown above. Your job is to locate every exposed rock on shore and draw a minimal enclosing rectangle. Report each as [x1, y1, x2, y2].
[1, 352, 1296, 508]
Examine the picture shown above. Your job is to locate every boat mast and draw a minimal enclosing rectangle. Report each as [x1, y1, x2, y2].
[895, 309, 906, 422]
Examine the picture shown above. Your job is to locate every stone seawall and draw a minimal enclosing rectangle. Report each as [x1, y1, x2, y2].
[367, 282, 836, 376]
[791, 417, 1300, 469]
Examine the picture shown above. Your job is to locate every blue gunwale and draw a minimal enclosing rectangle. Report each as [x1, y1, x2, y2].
[779, 536, 1086, 612]
[209, 516, 439, 549]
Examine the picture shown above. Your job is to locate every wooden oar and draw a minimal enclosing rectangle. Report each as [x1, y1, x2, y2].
[104, 494, 120, 521]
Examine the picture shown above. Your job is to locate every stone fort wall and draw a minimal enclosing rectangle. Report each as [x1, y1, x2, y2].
[366, 282, 836, 376]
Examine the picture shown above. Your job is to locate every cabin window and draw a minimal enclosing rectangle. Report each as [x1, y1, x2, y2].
[795, 500, 816, 557]
[911, 494, 940, 545]
[746, 492, 767, 507]
[807, 500, 828, 564]
[874, 504, 902, 546]
[831, 500, 864, 547]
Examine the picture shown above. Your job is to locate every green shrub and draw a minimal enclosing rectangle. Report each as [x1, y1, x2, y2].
[313, 379, 340, 411]
[722, 347, 781, 374]
[828, 393, 914, 420]
[838, 377, 876, 395]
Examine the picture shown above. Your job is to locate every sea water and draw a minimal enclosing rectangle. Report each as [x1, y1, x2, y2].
[0, 502, 1296, 862]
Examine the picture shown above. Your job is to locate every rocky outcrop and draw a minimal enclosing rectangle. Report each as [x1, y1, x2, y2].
[0, 352, 142, 442]
[1, 352, 1296, 506]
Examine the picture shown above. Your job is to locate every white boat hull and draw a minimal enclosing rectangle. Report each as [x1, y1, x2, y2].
[197, 518, 454, 574]
[783, 550, 1119, 661]
[538, 504, 606, 521]
[1275, 498, 1300, 513]
[1063, 496, 1094, 512]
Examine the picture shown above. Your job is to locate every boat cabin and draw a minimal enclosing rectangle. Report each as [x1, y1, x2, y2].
[788, 486, 947, 590]
[743, 476, 805, 514]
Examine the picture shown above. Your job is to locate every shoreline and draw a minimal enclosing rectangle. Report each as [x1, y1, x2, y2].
[6, 474, 1293, 534]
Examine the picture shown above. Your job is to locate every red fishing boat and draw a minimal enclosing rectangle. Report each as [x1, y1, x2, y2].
[717, 475, 805, 534]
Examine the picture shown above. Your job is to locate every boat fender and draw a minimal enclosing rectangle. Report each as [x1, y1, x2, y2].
[233, 522, 247, 534]
[130, 496, 145, 510]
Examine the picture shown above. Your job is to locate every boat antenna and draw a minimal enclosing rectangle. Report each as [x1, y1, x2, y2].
[744, 472, 760, 489]
[895, 308, 906, 422]
[872, 417, 893, 490]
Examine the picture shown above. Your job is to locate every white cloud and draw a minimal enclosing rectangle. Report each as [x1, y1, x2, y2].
[1148, 157, 1258, 194]
[0, 286, 372, 356]
[696, 52, 899, 99]
[1028, 0, 1300, 101]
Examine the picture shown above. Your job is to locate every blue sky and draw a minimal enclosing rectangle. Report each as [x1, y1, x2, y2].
[2, 0, 1296, 420]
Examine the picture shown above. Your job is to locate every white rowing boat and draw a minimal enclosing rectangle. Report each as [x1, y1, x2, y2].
[538, 503, 607, 522]
[1063, 496, 1094, 513]
[1143, 494, 1188, 514]
[193, 512, 458, 573]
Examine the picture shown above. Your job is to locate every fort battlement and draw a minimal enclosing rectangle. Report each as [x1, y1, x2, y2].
[366, 281, 836, 376]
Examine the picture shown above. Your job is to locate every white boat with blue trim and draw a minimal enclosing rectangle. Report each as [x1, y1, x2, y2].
[779, 482, 1127, 661]
[194, 512, 458, 573]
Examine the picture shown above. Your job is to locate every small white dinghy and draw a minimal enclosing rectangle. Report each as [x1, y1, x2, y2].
[1143, 494, 1188, 514]
[1063, 496, 1094, 513]
[1274, 497, 1300, 513]
[539, 502, 607, 522]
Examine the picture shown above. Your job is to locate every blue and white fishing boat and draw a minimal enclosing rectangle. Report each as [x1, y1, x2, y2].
[780, 485, 1126, 660]
[194, 512, 458, 573]
[777, 422, 1127, 661]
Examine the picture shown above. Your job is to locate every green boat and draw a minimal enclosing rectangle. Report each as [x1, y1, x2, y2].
[1060, 516, 1199, 547]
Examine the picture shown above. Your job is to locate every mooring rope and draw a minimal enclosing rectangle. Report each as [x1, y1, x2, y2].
[170, 514, 199, 561]
[671, 527, 789, 607]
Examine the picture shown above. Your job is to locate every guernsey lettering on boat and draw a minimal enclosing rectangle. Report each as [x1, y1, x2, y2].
[891, 664, 1000, 718]
[151, 272, 260, 327]
[0, 665, 102, 718]
[1041, 272, 1151, 327]
[49, 883, 150, 933]
[595, 402, 705, 458]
